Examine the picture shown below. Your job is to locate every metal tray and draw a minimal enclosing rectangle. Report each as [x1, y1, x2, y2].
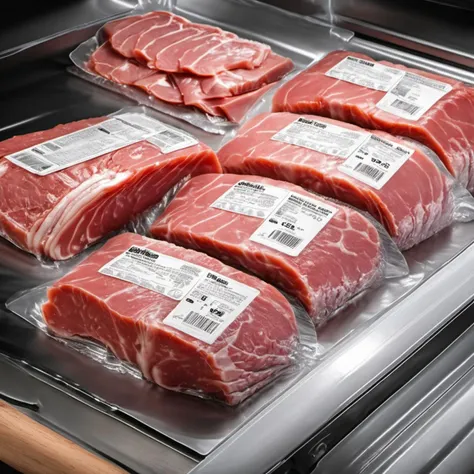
[314, 314, 474, 474]
[2, 0, 474, 472]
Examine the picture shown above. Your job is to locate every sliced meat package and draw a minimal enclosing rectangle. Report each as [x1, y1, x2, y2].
[216, 112, 474, 250]
[150, 174, 408, 325]
[272, 50, 474, 191]
[39, 233, 299, 405]
[70, 9, 294, 128]
[0, 108, 221, 261]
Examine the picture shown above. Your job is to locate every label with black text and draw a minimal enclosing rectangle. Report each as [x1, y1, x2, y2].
[250, 193, 338, 257]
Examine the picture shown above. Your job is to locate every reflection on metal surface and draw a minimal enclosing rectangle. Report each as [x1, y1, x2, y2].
[315, 318, 474, 474]
[0, 0, 137, 58]
[0, 355, 196, 474]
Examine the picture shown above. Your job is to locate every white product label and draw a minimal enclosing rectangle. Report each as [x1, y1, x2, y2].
[5, 112, 198, 176]
[99, 245, 204, 301]
[272, 117, 370, 159]
[163, 271, 259, 344]
[325, 56, 404, 92]
[339, 135, 414, 189]
[211, 180, 289, 219]
[251, 192, 338, 257]
[376, 72, 453, 120]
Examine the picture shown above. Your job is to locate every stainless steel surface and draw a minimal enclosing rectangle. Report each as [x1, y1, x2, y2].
[314, 316, 474, 474]
[0, 0, 137, 59]
[0, 353, 196, 474]
[263, 0, 474, 69]
[1, 1, 474, 473]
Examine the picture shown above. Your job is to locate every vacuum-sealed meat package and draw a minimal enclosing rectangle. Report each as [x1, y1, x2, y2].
[7, 233, 318, 405]
[272, 50, 474, 191]
[0, 107, 221, 261]
[70, 6, 294, 132]
[217, 113, 474, 250]
[150, 174, 408, 325]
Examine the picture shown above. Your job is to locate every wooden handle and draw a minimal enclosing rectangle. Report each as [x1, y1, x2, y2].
[0, 400, 126, 474]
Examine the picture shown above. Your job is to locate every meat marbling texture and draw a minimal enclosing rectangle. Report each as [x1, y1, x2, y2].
[43, 233, 298, 405]
[217, 112, 455, 250]
[88, 43, 279, 122]
[109, 11, 270, 76]
[272, 50, 474, 191]
[0, 117, 221, 260]
[151, 174, 384, 324]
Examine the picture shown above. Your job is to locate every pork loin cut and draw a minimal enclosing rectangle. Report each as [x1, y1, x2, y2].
[217, 112, 455, 250]
[0, 115, 221, 260]
[42, 233, 298, 405]
[173, 53, 294, 102]
[151, 174, 387, 323]
[272, 50, 474, 191]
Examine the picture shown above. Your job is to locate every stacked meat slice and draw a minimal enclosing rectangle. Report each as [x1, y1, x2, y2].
[88, 11, 294, 122]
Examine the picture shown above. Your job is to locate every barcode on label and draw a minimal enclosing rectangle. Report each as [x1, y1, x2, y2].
[183, 311, 220, 334]
[13, 153, 52, 171]
[268, 230, 302, 249]
[391, 99, 421, 116]
[354, 162, 385, 182]
[158, 129, 185, 144]
[43, 142, 61, 152]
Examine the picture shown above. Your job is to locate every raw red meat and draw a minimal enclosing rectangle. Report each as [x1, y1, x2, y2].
[151, 174, 385, 323]
[179, 35, 270, 76]
[217, 112, 454, 250]
[134, 73, 184, 104]
[89, 42, 155, 85]
[173, 53, 294, 102]
[102, 16, 139, 39]
[109, 11, 186, 58]
[134, 23, 223, 71]
[272, 50, 474, 191]
[107, 11, 269, 76]
[192, 84, 273, 122]
[0, 116, 221, 260]
[42, 233, 298, 405]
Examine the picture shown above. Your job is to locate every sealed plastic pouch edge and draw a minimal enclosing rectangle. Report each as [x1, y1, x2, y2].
[5, 237, 319, 407]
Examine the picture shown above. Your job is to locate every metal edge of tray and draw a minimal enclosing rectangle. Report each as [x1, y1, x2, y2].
[189, 240, 474, 474]
[0, 354, 197, 474]
[314, 317, 474, 474]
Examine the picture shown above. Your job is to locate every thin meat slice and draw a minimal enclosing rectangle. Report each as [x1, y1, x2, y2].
[132, 19, 194, 66]
[173, 53, 294, 102]
[272, 50, 474, 191]
[158, 30, 236, 73]
[42, 233, 298, 405]
[179, 36, 271, 76]
[89, 42, 155, 85]
[0, 116, 221, 260]
[193, 84, 273, 122]
[217, 112, 454, 250]
[134, 22, 223, 71]
[102, 16, 139, 39]
[134, 73, 183, 104]
[151, 174, 384, 323]
[110, 11, 186, 58]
